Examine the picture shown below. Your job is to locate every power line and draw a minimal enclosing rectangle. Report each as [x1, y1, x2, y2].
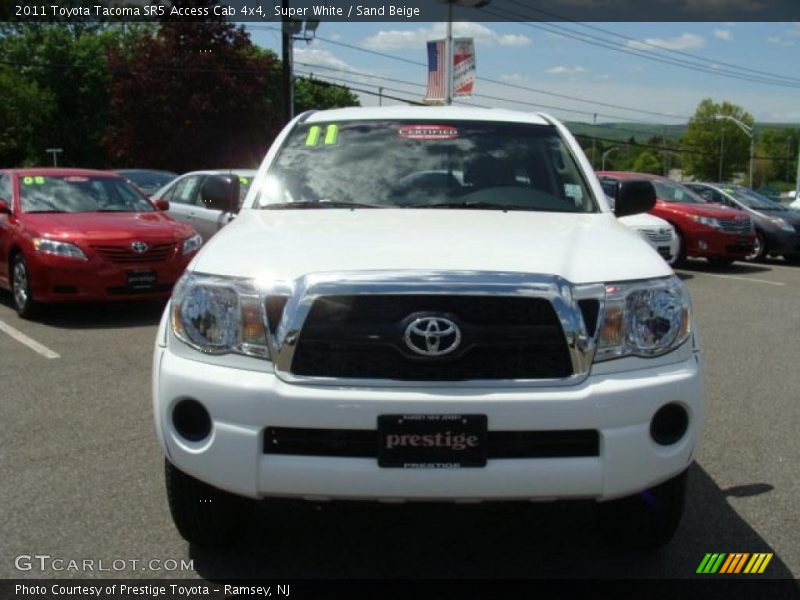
[483, 4, 800, 90]
[504, 1, 800, 86]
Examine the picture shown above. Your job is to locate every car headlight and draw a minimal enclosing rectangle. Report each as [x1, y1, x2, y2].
[768, 217, 794, 232]
[595, 276, 691, 361]
[170, 273, 269, 359]
[182, 233, 202, 255]
[33, 238, 87, 260]
[690, 215, 722, 229]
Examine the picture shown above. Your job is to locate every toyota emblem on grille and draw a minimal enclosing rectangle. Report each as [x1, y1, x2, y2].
[130, 241, 149, 254]
[403, 316, 462, 357]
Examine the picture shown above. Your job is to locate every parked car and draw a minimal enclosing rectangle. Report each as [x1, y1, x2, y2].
[154, 107, 703, 551]
[115, 169, 178, 197]
[597, 171, 755, 266]
[0, 168, 202, 317]
[152, 169, 256, 242]
[608, 195, 679, 264]
[685, 182, 800, 262]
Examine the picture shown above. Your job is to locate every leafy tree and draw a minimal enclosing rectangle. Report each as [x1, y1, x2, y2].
[681, 99, 753, 182]
[632, 151, 663, 175]
[0, 65, 55, 166]
[0, 22, 144, 166]
[104, 16, 282, 171]
[294, 75, 360, 113]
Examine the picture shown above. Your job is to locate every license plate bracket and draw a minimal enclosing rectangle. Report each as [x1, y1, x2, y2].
[127, 270, 157, 289]
[377, 414, 487, 468]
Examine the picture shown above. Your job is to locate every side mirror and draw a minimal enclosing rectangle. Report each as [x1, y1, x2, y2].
[0, 199, 10, 214]
[152, 199, 170, 211]
[200, 175, 240, 213]
[614, 180, 656, 218]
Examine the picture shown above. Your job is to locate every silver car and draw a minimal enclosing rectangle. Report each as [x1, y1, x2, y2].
[152, 169, 256, 242]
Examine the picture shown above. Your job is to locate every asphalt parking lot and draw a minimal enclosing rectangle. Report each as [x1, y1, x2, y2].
[1, 259, 799, 583]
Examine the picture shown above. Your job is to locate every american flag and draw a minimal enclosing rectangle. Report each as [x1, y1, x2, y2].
[425, 40, 446, 102]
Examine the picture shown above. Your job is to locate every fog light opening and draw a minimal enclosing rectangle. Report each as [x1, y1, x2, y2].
[172, 399, 212, 442]
[698, 240, 708, 251]
[650, 403, 689, 446]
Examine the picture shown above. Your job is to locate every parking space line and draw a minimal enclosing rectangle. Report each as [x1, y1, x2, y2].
[677, 271, 786, 287]
[0, 319, 60, 359]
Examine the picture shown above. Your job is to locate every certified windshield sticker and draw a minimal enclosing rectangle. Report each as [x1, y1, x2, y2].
[239, 176, 250, 185]
[398, 125, 459, 140]
[324, 124, 339, 145]
[305, 125, 322, 146]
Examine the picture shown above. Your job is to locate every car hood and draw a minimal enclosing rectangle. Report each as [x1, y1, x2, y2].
[655, 200, 748, 219]
[24, 211, 195, 241]
[191, 209, 673, 285]
[618, 212, 672, 230]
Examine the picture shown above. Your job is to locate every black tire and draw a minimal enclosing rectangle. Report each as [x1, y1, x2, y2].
[11, 254, 38, 318]
[672, 229, 687, 267]
[745, 232, 766, 262]
[594, 469, 688, 551]
[783, 254, 800, 265]
[164, 459, 253, 547]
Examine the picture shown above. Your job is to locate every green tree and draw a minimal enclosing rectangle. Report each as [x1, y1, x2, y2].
[294, 76, 360, 113]
[681, 98, 753, 182]
[632, 150, 663, 175]
[0, 64, 55, 166]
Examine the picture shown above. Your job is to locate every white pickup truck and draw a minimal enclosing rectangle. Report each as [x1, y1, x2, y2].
[153, 107, 704, 550]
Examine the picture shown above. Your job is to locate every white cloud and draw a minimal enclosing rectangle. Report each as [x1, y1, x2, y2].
[547, 65, 586, 75]
[362, 22, 531, 50]
[767, 36, 795, 47]
[293, 48, 363, 75]
[713, 28, 732, 41]
[627, 33, 706, 51]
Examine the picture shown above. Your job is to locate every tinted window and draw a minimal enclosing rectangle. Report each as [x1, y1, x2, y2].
[256, 120, 597, 213]
[19, 175, 154, 213]
[0, 174, 10, 202]
[652, 179, 706, 204]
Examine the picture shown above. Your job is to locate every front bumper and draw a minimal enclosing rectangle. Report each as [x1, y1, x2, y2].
[28, 252, 192, 302]
[761, 227, 800, 255]
[685, 228, 755, 258]
[153, 341, 704, 503]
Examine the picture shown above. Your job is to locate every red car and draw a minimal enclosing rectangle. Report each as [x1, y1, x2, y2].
[597, 171, 755, 265]
[0, 168, 202, 317]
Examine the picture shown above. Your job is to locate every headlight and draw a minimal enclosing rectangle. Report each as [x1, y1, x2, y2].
[182, 233, 202, 255]
[768, 217, 794, 232]
[170, 273, 269, 359]
[690, 215, 721, 229]
[595, 276, 691, 361]
[33, 238, 87, 260]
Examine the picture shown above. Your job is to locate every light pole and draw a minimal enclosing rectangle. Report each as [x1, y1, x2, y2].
[602, 146, 623, 171]
[46, 148, 63, 167]
[281, 3, 319, 123]
[715, 114, 755, 188]
[439, 0, 491, 105]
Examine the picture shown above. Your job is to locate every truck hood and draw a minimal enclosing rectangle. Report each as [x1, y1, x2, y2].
[191, 209, 673, 285]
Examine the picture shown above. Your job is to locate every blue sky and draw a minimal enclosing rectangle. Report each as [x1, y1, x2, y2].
[245, 21, 800, 125]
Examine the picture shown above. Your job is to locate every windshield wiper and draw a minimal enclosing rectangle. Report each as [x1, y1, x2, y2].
[262, 201, 385, 209]
[405, 201, 526, 211]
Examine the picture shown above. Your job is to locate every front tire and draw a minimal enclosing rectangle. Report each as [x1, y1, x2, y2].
[745, 232, 766, 262]
[594, 469, 688, 551]
[165, 460, 253, 547]
[11, 255, 37, 318]
[672, 229, 687, 267]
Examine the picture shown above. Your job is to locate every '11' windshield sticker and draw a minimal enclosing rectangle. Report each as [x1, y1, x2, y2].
[305, 125, 339, 147]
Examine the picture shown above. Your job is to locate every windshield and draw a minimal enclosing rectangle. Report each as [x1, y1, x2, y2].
[652, 179, 706, 204]
[119, 170, 177, 195]
[724, 186, 786, 211]
[255, 120, 597, 212]
[20, 175, 155, 213]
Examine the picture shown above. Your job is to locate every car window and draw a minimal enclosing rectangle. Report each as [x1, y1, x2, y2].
[652, 179, 706, 204]
[19, 175, 155, 213]
[170, 176, 204, 205]
[256, 120, 598, 213]
[0, 174, 11, 202]
[599, 178, 618, 198]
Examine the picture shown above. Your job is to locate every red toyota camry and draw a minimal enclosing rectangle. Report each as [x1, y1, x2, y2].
[0, 168, 202, 317]
[597, 171, 755, 266]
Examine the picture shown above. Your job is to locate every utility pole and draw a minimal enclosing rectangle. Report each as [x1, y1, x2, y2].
[281, 0, 293, 124]
[795, 141, 800, 197]
[718, 127, 724, 182]
[46, 148, 63, 167]
[445, 2, 453, 106]
[592, 113, 597, 169]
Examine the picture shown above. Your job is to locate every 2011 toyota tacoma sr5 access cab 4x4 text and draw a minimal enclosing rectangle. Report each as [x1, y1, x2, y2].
[152, 107, 704, 550]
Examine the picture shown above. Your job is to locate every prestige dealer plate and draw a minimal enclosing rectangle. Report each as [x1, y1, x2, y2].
[377, 414, 487, 468]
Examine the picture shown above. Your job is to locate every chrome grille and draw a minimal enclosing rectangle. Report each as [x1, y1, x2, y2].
[717, 218, 751, 234]
[641, 229, 673, 243]
[91, 242, 176, 264]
